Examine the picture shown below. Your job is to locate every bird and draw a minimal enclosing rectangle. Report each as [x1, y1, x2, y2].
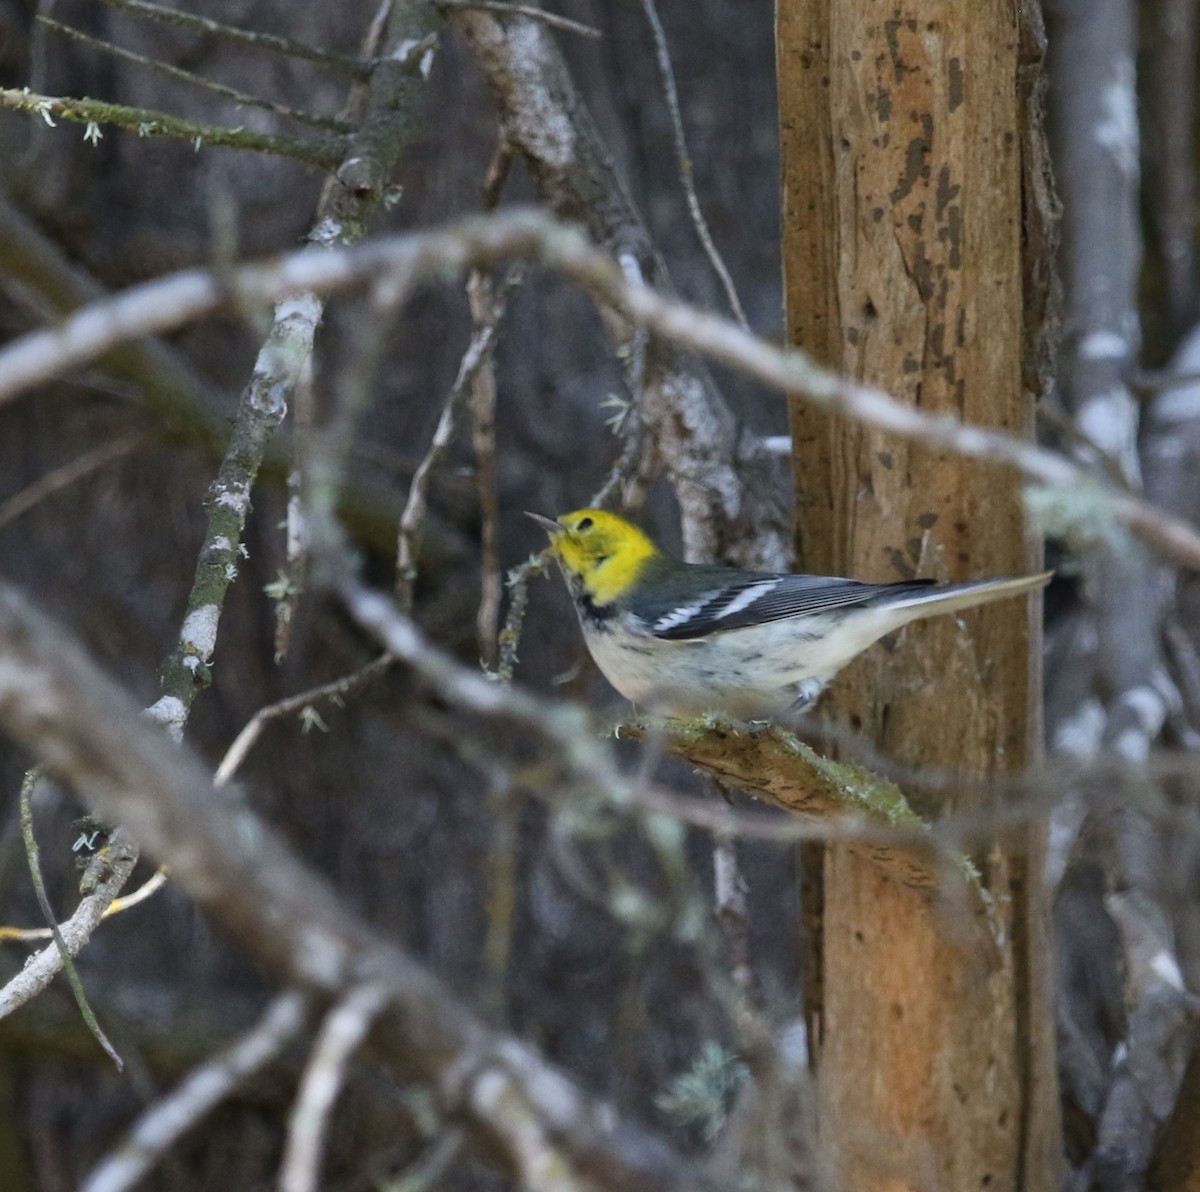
[528, 508, 1051, 721]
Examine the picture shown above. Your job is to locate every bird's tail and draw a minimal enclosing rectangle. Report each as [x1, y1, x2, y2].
[882, 571, 1052, 622]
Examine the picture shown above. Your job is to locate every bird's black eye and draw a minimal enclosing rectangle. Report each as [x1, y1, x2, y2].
[577, 516, 594, 531]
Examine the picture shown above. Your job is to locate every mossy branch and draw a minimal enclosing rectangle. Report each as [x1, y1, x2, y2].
[628, 718, 974, 892]
[0, 87, 345, 170]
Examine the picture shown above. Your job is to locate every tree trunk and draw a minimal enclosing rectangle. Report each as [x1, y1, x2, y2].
[777, 2, 1060, 1189]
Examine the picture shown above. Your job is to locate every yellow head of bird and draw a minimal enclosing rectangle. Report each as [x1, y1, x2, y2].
[527, 509, 659, 605]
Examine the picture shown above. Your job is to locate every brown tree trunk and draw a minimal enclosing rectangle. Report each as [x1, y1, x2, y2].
[777, 2, 1060, 1189]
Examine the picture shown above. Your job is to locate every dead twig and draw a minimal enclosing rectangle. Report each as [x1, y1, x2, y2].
[279, 983, 395, 1192]
[637, 0, 747, 328]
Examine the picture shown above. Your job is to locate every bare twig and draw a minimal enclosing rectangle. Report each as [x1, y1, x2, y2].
[495, 553, 550, 682]
[0, 824, 138, 1017]
[81, 991, 311, 1192]
[280, 983, 394, 1192]
[37, 17, 352, 133]
[636, 0, 747, 329]
[471, 279, 504, 667]
[435, 0, 601, 39]
[470, 141, 508, 671]
[388, 1131, 466, 1191]
[396, 271, 518, 609]
[0, 429, 149, 530]
[97, 0, 370, 77]
[215, 655, 393, 786]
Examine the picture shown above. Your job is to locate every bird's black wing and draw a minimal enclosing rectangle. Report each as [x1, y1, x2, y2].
[646, 571, 936, 641]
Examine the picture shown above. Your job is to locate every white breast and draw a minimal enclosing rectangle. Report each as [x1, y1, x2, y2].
[581, 607, 905, 719]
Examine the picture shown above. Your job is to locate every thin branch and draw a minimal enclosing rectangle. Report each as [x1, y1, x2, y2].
[97, 0, 370, 78]
[474, 140, 522, 671]
[215, 656, 393, 786]
[471, 140, 511, 666]
[495, 554, 550, 682]
[388, 1131, 466, 1191]
[0, 824, 138, 1017]
[471, 271, 504, 669]
[435, 0, 602, 39]
[279, 983, 394, 1192]
[19, 772, 123, 1068]
[37, 17, 352, 133]
[1128, 366, 1200, 394]
[0, 86, 345, 170]
[0, 428, 149, 530]
[81, 991, 311, 1192]
[395, 271, 518, 609]
[102, 867, 169, 918]
[636, 0, 747, 328]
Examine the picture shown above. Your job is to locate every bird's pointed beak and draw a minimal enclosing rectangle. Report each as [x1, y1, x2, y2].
[525, 511, 562, 536]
